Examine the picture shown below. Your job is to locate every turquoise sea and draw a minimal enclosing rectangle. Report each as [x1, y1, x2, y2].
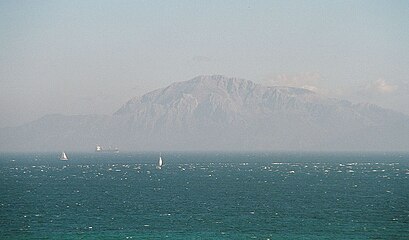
[1, 152, 408, 239]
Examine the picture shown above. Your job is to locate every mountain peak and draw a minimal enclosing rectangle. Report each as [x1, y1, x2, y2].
[189, 74, 251, 84]
[168, 75, 258, 95]
[115, 75, 326, 116]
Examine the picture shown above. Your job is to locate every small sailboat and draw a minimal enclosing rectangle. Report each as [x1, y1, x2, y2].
[157, 153, 163, 169]
[60, 151, 68, 161]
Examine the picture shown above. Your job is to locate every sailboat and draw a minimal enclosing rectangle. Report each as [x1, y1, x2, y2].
[157, 153, 163, 169]
[60, 151, 68, 161]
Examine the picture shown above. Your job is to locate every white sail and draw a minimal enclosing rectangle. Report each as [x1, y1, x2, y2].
[157, 154, 163, 169]
[60, 151, 68, 161]
[158, 156, 163, 167]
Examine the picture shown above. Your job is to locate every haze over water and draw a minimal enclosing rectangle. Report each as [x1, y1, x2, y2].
[1, 152, 408, 239]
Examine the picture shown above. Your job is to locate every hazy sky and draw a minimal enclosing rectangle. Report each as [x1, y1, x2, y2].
[1, 0, 409, 127]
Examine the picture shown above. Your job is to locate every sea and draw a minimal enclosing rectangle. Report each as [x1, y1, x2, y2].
[1, 152, 408, 239]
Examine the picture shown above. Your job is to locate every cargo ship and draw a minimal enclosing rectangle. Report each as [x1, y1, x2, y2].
[95, 145, 119, 153]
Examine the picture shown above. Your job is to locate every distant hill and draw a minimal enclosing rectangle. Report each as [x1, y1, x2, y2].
[1, 75, 409, 151]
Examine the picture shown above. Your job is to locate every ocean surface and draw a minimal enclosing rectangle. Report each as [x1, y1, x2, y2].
[1, 152, 408, 239]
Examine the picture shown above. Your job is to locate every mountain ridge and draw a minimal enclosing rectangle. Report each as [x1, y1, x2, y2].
[1, 75, 408, 151]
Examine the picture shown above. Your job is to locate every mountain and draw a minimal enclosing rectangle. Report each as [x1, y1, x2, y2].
[0, 114, 111, 152]
[1, 75, 409, 151]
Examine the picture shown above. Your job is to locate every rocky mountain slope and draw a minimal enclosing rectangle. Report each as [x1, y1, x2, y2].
[1, 75, 408, 151]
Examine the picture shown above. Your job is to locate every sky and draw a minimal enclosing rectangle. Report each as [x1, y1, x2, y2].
[1, 0, 409, 127]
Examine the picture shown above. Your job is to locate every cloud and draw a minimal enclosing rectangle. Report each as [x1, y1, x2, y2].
[264, 74, 408, 115]
[342, 78, 409, 115]
[333, 78, 400, 101]
[364, 79, 398, 94]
